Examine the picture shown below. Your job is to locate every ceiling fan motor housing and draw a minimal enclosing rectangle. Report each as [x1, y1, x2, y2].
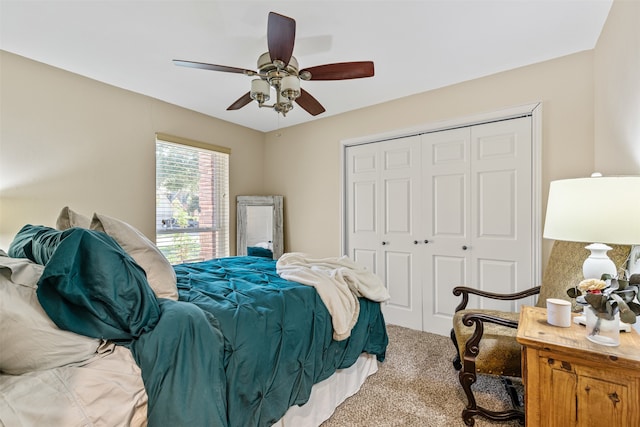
[258, 52, 299, 75]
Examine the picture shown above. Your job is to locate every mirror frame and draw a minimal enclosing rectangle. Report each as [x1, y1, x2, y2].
[236, 195, 284, 259]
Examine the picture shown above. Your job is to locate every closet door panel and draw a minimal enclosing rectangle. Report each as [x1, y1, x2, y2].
[476, 258, 517, 311]
[353, 181, 377, 233]
[476, 170, 516, 238]
[422, 128, 471, 334]
[353, 249, 377, 274]
[471, 117, 533, 310]
[385, 251, 414, 309]
[429, 254, 468, 320]
[385, 178, 412, 234]
[346, 144, 380, 273]
[433, 173, 466, 237]
[346, 137, 423, 331]
[379, 137, 423, 330]
[475, 166, 518, 309]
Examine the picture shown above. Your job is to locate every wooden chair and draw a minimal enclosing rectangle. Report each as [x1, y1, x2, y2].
[450, 240, 631, 426]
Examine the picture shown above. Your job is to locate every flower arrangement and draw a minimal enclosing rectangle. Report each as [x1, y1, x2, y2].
[567, 274, 640, 324]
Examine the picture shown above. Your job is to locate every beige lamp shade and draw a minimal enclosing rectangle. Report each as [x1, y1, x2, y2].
[543, 176, 640, 245]
[543, 176, 640, 279]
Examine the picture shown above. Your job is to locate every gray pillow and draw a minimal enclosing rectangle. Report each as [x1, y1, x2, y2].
[91, 213, 178, 300]
[0, 256, 101, 374]
[56, 206, 91, 230]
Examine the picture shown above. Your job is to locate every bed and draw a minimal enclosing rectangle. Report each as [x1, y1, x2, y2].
[0, 211, 389, 427]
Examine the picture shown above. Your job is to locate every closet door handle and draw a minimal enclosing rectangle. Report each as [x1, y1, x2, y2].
[414, 240, 419, 245]
[462, 245, 468, 250]
[424, 240, 429, 244]
[381, 241, 388, 246]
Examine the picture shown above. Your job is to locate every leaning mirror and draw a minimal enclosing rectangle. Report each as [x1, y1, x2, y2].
[237, 195, 284, 259]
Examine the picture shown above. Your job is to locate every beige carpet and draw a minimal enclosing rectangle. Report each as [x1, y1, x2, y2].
[321, 324, 523, 427]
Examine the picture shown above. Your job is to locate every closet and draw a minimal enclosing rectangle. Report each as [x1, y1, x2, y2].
[345, 116, 535, 335]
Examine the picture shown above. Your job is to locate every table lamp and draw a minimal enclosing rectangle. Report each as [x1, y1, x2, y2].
[543, 175, 640, 279]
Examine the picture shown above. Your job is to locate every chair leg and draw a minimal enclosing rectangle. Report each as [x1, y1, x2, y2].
[502, 378, 523, 409]
[459, 369, 479, 426]
[455, 338, 525, 426]
[450, 328, 462, 370]
[458, 371, 525, 426]
[454, 313, 526, 425]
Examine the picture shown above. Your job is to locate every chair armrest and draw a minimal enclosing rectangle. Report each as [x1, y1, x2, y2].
[452, 285, 541, 312]
[460, 312, 519, 373]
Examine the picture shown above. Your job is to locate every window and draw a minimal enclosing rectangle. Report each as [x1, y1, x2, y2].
[155, 134, 230, 264]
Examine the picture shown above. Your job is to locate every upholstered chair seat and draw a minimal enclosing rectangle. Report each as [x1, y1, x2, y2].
[450, 240, 631, 426]
[452, 309, 521, 378]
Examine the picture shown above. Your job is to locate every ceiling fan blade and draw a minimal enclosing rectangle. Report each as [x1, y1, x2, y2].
[173, 59, 255, 75]
[267, 12, 295, 66]
[295, 89, 326, 116]
[300, 61, 374, 81]
[227, 92, 253, 111]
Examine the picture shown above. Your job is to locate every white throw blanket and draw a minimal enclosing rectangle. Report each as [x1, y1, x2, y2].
[276, 253, 390, 341]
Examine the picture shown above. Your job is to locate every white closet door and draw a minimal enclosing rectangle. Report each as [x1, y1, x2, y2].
[346, 142, 380, 273]
[346, 136, 423, 330]
[345, 115, 534, 336]
[421, 117, 533, 335]
[421, 128, 472, 335]
[470, 118, 533, 311]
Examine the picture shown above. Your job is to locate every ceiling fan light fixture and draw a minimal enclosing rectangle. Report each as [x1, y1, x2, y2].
[280, 75, 301, 101]
[175, 12, 374, 117]
[250, 79, 270, 103]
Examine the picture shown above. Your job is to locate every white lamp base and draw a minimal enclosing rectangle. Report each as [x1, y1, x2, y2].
[582, 243, 617, 279]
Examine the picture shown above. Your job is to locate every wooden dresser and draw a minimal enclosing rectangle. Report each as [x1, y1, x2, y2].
[516, 306, 640, 427]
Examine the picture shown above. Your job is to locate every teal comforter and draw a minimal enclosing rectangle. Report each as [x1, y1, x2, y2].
[33, 228, 387, 427]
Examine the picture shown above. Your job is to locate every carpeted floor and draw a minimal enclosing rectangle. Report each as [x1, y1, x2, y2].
[321, 324, 523, 427]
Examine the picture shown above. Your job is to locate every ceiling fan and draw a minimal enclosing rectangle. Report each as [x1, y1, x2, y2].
[173, 12, 374, 117]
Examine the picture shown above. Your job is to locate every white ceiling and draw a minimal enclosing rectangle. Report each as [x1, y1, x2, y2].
[0, 1, 612, 133]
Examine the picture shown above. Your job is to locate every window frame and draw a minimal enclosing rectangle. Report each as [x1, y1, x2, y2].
[155, 133, 230, 263]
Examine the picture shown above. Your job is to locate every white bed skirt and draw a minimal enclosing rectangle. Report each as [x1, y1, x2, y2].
[273, 353, 379, 427]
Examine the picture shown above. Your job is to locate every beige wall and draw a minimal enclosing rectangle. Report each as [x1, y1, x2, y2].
[264, 51, 596, 264]
[0, 51, 265, 251]
[594, 0, 640, 175]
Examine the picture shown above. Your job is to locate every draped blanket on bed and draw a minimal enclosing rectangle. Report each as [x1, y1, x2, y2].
[276, 252, 391, 341]
[35, 229, 388, 427]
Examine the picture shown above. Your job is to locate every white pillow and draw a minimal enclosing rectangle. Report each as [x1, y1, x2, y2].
[90, 213, 178, 300]
[0, 256, 101, 375]
[56, 206, 91, 230]
[0, 345, 148, 427]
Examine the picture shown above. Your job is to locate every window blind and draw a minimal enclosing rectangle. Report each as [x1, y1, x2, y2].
[155, 137, 229, 264]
